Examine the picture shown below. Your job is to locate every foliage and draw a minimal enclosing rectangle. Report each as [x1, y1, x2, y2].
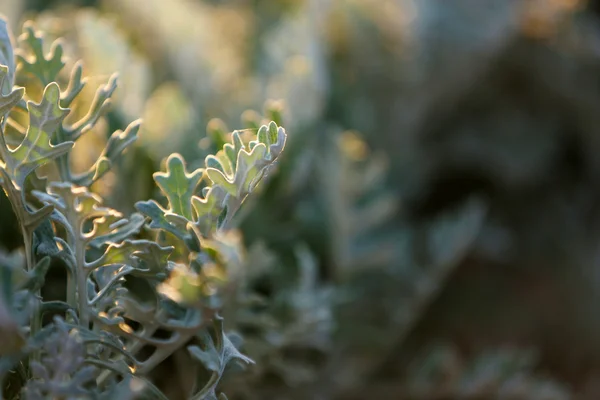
[3, 0, 600, 399]
[0, 16, 286, 399]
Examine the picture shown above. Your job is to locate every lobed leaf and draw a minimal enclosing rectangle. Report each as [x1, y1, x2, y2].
[16, 23, 65, 86]
[189, 316, 254, 400]
[1, 82, 72, 190]
[154, 153, 204, 221]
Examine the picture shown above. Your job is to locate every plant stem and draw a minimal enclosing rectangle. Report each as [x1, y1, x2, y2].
[66, 267, 76, 312]
[76, 241, 89, 328]
[22, 226, 41, 363]
[22, 229, 37, 326]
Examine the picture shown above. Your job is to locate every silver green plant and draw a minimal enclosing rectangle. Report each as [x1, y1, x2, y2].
[0, 16, 286, 400]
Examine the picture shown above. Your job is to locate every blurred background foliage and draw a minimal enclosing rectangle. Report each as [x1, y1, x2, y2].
[3, 0, 600, 398]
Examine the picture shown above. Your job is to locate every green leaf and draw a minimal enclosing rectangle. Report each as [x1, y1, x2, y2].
[34, 182, 116, 242]
[130, 242, 173, 280]
[189, 317, 253, 400]
[2, 82, 72, 190]
[21, 256, 51, 293]
[153, 153, 204, 221]
[190, 122, 286, 236]
[0, 71, 62, 232]
[207, 123, 286, 198]
[16, 31, 139, 187]
[61, 73, 118, 141]
[223, 131, 244, 171]
[34, 185, 155, 280]
[90, 240, 151, 271]
[88, 212, 147, 249]
[188, 341, 220, 373]
[60, 60, 85, 108]
[190, 185, 228, 235]
[0, 169, 53, 231]
[16, 22, 65, 86]
[0, 65, 23, 119]
[136, 153, 207, 255]
[206, 143, 268, 198]
[135, 199, 190, 242]
[32, 217, 61, 258]
[73, 119, 141, 187]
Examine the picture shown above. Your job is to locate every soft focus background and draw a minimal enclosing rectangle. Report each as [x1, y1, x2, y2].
[3, 0, 600, 399]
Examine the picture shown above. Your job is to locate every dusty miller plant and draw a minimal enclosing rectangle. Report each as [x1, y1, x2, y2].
[0, 16, 286, 399]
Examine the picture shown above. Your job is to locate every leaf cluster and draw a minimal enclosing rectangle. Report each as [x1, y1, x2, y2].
[0, 16, 286, 400]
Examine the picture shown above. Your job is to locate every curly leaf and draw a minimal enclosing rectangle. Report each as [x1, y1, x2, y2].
[154, 153, 204, 221]
[0, 65, 23, 119]
[33, 183, 162, 326]
[189, 316, 253, 400]
[2, 83, 72, 190]
[73, 120, 141, 187]
[16, 22, 65, 86]
[135, 199, 190, 242]
[61, 73, 118, 141]
[88, 212, 146, 249]
[207, 122, 286, 198]
[192, 122, 286, 235]
[135, 154, 205, 253]
[0, 75, 72, 230]
[60, 60, 85, 108]
[129, 242, 173, 280]
[16, 26, 139, 187]
[191, 185, 228, 234]
[206, 143, 267, 198]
